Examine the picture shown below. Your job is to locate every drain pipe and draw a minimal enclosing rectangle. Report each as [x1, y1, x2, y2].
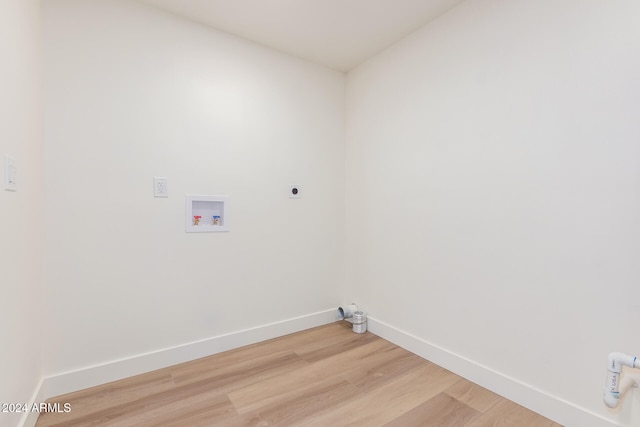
[337, 304, 368, 334]
[337, 304, 358, 321]
[603, 352, 640, 408]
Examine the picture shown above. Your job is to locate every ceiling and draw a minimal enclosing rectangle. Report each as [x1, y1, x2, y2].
[139, 0, 466, 72]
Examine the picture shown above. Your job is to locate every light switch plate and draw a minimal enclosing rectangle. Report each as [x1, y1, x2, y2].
[4, 156, 17, 192]
[154, 177, 168, 197]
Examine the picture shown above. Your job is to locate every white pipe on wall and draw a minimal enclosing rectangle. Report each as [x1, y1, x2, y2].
[603, 352, 640, 409]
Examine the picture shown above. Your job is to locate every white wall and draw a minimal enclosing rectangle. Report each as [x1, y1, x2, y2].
[346, 0, 640, 425]
[29, 0, 640, 424]
[43, 0, 345, 381]
[0, 1, 43, 426]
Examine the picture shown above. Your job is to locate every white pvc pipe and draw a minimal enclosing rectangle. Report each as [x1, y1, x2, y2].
[603, 352, 640, 408]
[337, 304, 358, 320]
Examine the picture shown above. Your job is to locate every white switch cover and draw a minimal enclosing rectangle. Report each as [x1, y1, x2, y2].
[154, 177, 168, 197]
[4, 156, 17, 192]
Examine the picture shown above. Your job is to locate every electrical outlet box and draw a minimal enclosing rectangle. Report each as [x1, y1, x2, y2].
[154, 177, 168, 197]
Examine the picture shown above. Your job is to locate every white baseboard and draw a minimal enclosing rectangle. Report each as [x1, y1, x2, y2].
[18, 378, 45, 427]
[32, 311, 623, 427]
[367, 316, 618, 427]
[42, 309, 337, 400]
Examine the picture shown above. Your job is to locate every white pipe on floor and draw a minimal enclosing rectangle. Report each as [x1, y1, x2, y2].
[337, 304, 358, 320]
[603, 352, 640, 408]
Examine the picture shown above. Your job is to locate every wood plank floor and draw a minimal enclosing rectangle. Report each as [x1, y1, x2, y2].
[36, 322, 563, 427]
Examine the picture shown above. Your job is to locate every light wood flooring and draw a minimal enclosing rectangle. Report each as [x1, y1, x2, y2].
[36, 322, 563, 426]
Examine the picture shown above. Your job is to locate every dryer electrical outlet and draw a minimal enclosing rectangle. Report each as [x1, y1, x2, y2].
[289, 185, 301, 198]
